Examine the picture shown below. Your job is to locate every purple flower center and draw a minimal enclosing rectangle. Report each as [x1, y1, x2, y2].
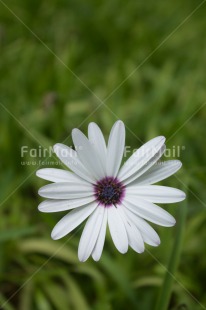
[94, 177, 125, 207]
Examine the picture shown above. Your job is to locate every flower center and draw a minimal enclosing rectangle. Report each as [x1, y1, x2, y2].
[94, 177, 125, 207]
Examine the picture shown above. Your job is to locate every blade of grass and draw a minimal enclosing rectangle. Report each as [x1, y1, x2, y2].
[155, 196, 187, 310]
[0, 293, 15, 310]
[100, 253, 138, 306]
[0, 227, 37, 242]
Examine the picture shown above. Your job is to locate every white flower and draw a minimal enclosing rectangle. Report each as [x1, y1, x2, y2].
[37, 121, 186, 262]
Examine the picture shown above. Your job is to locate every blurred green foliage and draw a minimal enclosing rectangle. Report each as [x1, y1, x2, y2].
[0, 0, 206, 309]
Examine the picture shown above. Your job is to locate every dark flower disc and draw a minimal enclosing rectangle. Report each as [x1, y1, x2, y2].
[94, 177, 125, 207]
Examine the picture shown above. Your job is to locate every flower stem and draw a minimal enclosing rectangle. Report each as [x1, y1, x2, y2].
[155, 198, 187, 310]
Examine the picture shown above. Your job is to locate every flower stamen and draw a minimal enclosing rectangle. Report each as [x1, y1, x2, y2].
[94, 177, 125, 207]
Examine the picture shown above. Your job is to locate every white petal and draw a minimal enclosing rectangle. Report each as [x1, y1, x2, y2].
[38, 196, 95, 213]
[72, 128, 105, 180]
[124, 208, 160, 246]
[51, 202, 97, 240]
[53, 143, 94, 183]
[118, 205, 144, 253]
[78, 207, 105, 262]
[92, 208, 108, 261]
[123, 144, 166, 185]
[88, 122, 107, 172]
[132, 160, 182, 185]
[36, 168, 85, 183]
[118, 136, 165, 182]
[126, 185, 186, 203]
[106, 120, 125, 177]
[107, 205, 128, 253]
[38, 182, 94, 199]
[123, 195, 176, 227]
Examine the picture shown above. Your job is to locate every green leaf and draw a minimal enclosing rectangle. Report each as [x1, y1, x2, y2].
[18, 239, 79, 264]
[0, 293, 15, 310]
[43, 281, 71, 310]
[155, 198, 187, 310]
[100, 254, 137, 306]
[62, 274, 90, 310]
[0, 227, 37, 243]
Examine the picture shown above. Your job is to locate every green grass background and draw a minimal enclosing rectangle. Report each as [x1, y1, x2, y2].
[0, 0, 206, 309]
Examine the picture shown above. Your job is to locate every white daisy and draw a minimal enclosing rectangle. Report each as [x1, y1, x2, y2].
[37, 121, 186, 262]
